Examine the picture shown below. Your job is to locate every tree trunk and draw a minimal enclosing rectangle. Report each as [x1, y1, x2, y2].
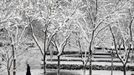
[123, 64, 126, 75]
[88, 30, 94, 75]
[111, 49, 114, 75]
[89, 53, 92, 75]
[11, 45, 16, 75]
[7, 69, 10, 75]
[89, 48, 92, 75]
[43, 54, 46, 75]
[13, 59, 16, 75]
[57, 55, 60, 75]
[44, 29, 47, 75]
[83, 64, 86, 75]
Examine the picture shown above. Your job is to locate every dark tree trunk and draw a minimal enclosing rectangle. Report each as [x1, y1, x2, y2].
[123, 64, 126, 75]
[111, 49, 114, 75]
[88, 30, 94, 75]
[89, 45, 92, 75]
[43, 54, 46, 75]
[57, 55, 60, 75]
[89, 53, 92, 75]
[11, 44, 16, 75]
[44, 29, 47, 75]
[7, 69, 10, 75]
[13, 59, 16, 75]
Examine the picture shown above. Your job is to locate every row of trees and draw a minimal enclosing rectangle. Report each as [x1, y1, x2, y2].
[0, 0, 134, 75]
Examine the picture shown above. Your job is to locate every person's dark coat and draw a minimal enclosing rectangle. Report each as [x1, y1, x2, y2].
[26, 64, 31, 75]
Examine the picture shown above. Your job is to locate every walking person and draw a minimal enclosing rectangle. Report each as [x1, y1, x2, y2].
[26, 64, 31, 75]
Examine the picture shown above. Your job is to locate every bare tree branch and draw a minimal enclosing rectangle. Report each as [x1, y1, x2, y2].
[109, 25, 125, 64]
[30, 23, 44, 56]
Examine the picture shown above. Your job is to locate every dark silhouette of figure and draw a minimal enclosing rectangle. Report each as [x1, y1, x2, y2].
[26, 64, 31, 75]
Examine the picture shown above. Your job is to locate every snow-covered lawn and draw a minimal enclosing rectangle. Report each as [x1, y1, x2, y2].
[16, 69, 134, 75]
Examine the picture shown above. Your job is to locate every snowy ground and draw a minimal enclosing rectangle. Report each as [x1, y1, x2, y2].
[16, 69, 134, 75]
